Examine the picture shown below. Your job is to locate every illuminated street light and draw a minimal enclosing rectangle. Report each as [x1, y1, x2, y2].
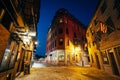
[28, 32, 36, 36]
[35, 41, 38, 45]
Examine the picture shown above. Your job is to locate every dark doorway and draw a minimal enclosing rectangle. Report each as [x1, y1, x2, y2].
[95, 53, 100, 69]
[108, 52, 119, 75]
[67, 53, 70, 62]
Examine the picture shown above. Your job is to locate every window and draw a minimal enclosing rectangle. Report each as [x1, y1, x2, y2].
[1, 12, 12, 30]
[74, 39, 80, 45]
[9, 43, 18, 68]
[114, 0, 120, 19]
[15, 0, 18, 8]
[74, 32, 76, 38]
[0, 37, 13, 70]
[66, 28, 69, 34]
[96, 31, 101, 41]
[52, 42, 54, 48]
[105, 17, 115, 34]
[58, 53, 64, 61]
[100, 1, 107, 14]
[0, 2, 4, 20]
[118, 10, 120, 19]
[90, 27, 94, 36]
[55, 40, 56, 47]
[94, 19, 97, 25]
[114, 46, 120, 57]
[86, 33, 89, 37]
[91, 55, 94, 63]
[67, 40, 69, 46]
[82, 36, 85, 41]
[65, 19, 67, 23]
[55, 30, 57, 36]
[0, 9, 5, 20]
[75, 41, 77, 45]
[92, 41, 95, 46]
[106, 17, 114, 27]
[58, 28, 63, 34]
[59, 38, 63, 46]
[88, 42, 91, 48]
[113, 0, 120, 9]
[60, 18, 63, 23]
[101, 51, 109, 64]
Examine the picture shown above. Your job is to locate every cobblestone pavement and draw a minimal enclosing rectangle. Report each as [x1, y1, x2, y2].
[15, 64, 120, 80]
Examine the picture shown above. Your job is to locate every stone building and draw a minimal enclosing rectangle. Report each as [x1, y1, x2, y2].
[86, 0, 120, 76]
[0, 0, 40, 80]
[46, 8, 89, 66]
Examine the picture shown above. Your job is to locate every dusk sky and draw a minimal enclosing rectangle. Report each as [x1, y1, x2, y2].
[36, 0, 99, 56]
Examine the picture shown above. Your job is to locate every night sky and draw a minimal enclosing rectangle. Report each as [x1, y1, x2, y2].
[36, 0, 99, 56]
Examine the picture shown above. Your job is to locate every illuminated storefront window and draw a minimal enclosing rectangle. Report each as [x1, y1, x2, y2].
[58, 53, 64, 61]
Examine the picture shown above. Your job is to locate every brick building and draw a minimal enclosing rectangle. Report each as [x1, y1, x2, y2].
[46, 8, 89, 66]
[86, 0, 120, 76]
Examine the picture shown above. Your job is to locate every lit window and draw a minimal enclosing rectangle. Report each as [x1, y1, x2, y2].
[60, 38, 63, 41]
[60, 18, 63, 23]
[65, 19, 67, 23]
[59, 38, 63, 46]
[75, 41, 77, 45]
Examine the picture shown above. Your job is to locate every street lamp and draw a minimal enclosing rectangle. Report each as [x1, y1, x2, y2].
[34, 41, 38, 45]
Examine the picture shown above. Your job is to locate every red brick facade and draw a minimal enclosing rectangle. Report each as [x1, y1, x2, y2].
[46, 8, 89, 65]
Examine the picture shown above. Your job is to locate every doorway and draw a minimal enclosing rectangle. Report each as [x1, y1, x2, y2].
[108, 52, 119, 75]
[95, 53, 100, 69]
[67, 53, 70, 63]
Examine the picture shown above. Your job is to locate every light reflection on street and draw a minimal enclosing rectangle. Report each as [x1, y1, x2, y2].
[16, 66, 120, 80]
[32, 62, 46, 68]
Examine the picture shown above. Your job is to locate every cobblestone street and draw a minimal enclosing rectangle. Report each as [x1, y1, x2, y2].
[15, 63, 120, 80]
